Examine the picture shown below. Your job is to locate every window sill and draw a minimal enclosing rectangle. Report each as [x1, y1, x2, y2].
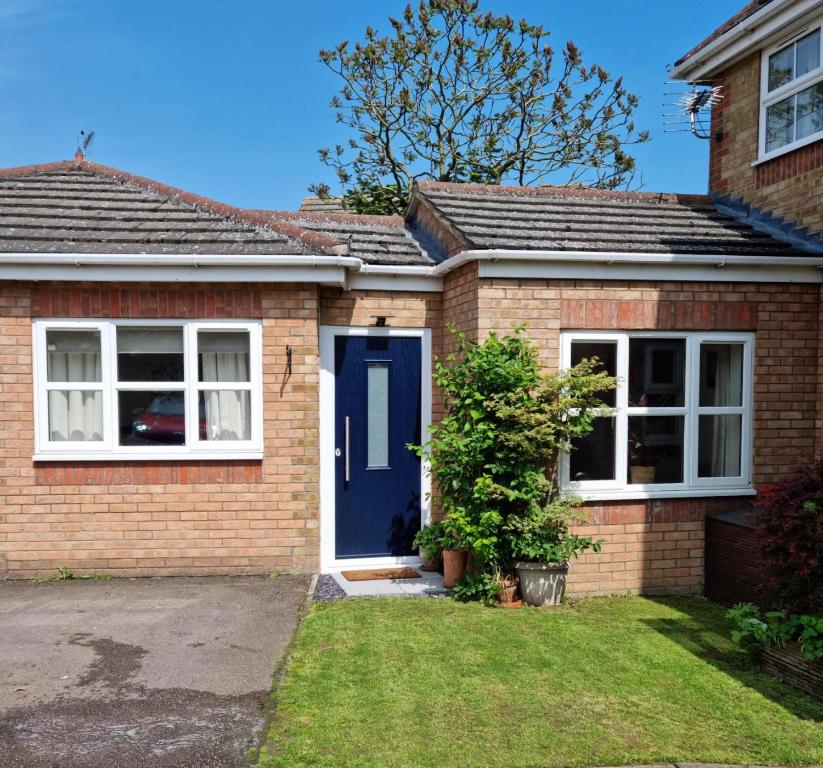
[564, 487, 756, 502]
[33, 451, 264, 462]
[752, 133, 823, 166]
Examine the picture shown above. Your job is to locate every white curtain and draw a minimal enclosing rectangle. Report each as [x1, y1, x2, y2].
[48, 351, 101, 383]
[201, 352, 250, 441]
[709, 345, 742, 476]
[201, 352, 249, 383]
[47, 347, 103, 442]
[48, 390, 103, 442]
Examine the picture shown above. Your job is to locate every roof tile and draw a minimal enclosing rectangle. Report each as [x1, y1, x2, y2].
[412, 181, 809, 258]
[0, 160, 341, 255]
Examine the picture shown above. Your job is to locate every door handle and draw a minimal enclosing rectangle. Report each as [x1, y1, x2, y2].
[344, 416, 350, 483]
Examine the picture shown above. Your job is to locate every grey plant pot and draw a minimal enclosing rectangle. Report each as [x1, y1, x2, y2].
[515, 561, 569, 606]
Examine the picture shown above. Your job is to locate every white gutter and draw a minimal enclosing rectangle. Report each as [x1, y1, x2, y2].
[671, 0, 822, 81]
[371, 248, 823, 285]
[2, 249, 823, 286]
[0, 253, 361, 268]
[0, 252, 362, 285]
[435, 249, 823, 270]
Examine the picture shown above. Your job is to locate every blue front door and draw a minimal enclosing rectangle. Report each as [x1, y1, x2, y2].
[334, 335, 422, 559]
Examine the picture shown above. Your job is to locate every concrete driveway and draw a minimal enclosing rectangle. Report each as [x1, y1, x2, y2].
[0, 575, 311, 768]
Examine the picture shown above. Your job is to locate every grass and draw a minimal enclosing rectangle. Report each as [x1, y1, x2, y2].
[257, 596, 822, 768]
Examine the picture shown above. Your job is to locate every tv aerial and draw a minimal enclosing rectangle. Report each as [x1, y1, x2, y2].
[76, 130, 95, 159]
[663, 84, 724, 140]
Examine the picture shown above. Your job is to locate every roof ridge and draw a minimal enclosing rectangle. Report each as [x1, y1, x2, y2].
[0, 159, 343, 254]
[247, 209, 406, 226]
[414, 180, 713, 205]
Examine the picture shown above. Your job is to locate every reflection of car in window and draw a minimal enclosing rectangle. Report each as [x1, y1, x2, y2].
[130, 393, 206, 444]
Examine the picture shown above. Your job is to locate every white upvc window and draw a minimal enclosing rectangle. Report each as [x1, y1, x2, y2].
[759, 19, 823, 160]
[33, 319, 263, 460]
[559, 332, 754, 500]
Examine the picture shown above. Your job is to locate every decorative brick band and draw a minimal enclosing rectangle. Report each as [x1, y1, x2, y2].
[756, 139, 823, 190]
[561, 299, 756, 330]
[31, 287, 262, 318]
[34, 461, 263, 486]
[582, 496, 750, 526]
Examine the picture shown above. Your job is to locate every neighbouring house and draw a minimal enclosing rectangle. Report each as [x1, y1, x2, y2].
[1, 0, 821, 597]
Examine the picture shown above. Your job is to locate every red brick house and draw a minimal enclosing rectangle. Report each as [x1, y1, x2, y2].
[1, 0, 821, 596]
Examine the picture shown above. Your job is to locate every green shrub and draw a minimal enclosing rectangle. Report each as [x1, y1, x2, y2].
[409, 327, 615, 601]
[412, 520, 454, 560]
[726, 603, 823, 662]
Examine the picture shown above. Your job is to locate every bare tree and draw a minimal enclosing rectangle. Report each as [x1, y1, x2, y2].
[313, 0, 649, 214]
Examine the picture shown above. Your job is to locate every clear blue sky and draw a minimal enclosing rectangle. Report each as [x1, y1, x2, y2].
[0, 0, 744, 210]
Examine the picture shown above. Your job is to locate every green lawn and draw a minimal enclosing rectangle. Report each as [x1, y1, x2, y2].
[257, 596, 822, 768]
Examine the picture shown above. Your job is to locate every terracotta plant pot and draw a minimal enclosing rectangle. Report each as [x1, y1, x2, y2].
[630, 465, 656, 484]
[496, 577, 519, 606]
[419, 549, 442, 572]
[515, 561, 569, 606]
[441, 549, 467, 589]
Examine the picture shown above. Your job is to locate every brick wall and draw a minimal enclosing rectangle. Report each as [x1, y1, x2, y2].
[472, 275, 820, 596]
[0, 283, 443, 579]
[319, 287, 443, 423]
[441, 262, 479, 357]
[710, 52, 823, 236]
[1, 283, 322, 578]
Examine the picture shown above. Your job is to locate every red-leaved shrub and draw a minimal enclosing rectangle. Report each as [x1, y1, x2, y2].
[756, 462, 823, 615]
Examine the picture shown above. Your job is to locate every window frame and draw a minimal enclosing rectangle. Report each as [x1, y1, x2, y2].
[559, 331, 754, 500]
[758, 19, 823, 162]
[33, 318, 263, 461]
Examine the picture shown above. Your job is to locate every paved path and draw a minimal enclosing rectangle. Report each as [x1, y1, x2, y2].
[0, 575, 310, 768]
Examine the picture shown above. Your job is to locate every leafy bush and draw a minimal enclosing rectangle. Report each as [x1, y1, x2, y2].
[452, 572, 502, 605]
[504, 496, 601, 564]
[412, 520, 455, 560]
[756, 462, 823, 615]
[409, 328, 615, 601]
[726, 603, 823, 662]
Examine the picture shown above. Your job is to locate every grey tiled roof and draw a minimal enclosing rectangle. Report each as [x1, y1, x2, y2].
[246, 211, 432, 266]
[0, 161, 336, 255]
[413, 182, 809, 258]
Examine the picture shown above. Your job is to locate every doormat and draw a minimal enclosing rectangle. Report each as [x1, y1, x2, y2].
[341, 567, 422, 582]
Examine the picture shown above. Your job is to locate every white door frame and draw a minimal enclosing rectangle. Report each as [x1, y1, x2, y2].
[318, 325, 432, 572]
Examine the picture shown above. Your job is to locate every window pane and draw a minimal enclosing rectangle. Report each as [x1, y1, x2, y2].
[628, 416, 684, 484]
[797, 82, 823, 140]
[199, 390, 251, 441]
[766, 96, 795, 152]
[48, 390, 103, 441]
[699, 344, 743, 407]
[796, 29, 821, 78]
[699, 414, 742, 478]
[119, 391, 185, 446]
[367, 363, 389, 467]
[117, 327, 183, 382]
[628, 339, 685, 407]
[769, 43, 795, 90]
[570, 417, 615, 481]
[570, 341, 617, 407]
[198, 331, 250, 383]
[46, 330, 101, 382]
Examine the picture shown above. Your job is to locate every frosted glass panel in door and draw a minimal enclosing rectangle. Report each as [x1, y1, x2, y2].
[367, 363, 389, 468]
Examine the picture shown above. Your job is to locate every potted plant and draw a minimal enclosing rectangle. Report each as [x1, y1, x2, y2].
[440, 534, 468, 589]
[412, 521, 446, 572]
[495, 572, 520, 606]
[629, 434, 655, 484]
[413, 520, 467, 587]
[506, 497, 600, 606]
